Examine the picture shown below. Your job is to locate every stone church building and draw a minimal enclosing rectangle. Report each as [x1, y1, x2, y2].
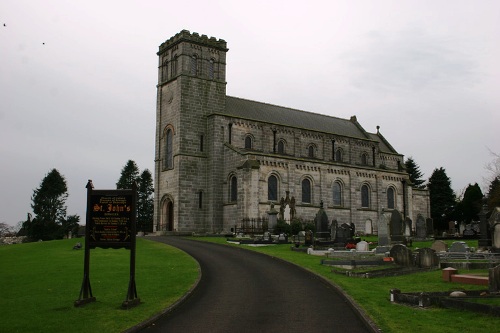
[154, 30, 430, 234]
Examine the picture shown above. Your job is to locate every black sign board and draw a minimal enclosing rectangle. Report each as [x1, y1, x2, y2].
[89, 190, 135, 249]
[75, 180, 140, 308]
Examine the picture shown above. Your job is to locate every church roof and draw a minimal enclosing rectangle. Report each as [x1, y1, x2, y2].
[223, 96, 398, 154]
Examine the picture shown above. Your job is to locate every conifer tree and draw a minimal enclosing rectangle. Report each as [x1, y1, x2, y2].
[29, 169, 68, 240]
[487, 176, 500, 209]
[427, 167, 456, 231]
[137, 169, 154, 232]
[404, 157, 425, 189]
[116, 160, 140, 189]
[456, 183, 483, 223]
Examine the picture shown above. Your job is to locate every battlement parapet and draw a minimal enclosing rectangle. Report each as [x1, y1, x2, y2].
[158, 29, 228, 54]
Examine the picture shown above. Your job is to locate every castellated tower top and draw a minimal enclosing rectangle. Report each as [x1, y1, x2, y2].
[158, 30, 228, 55]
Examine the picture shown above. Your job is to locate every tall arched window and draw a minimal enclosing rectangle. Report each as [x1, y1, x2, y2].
[230, 175, 237, 202]
[361, 184, 370, 208]
[277, 140, 285, 154]
[335, 149, 343, 162]
[245, 136, 252, 149]
[209, 58, 215, 79]
[308, 145, 314, 158]
[268, 175, 278, 201]
[333, 181, 342, 206]
[302, 178, 311, 203]
[361, 153, 368, 165]
[387, 187, 395, 209]
[165, 129, 173, 169]
[191, 55, 198, 76]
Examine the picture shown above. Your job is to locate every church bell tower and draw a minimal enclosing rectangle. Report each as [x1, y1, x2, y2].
[154, 30, 228, 232]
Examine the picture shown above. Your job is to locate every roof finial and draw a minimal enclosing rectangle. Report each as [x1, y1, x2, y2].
[376, 125, 380, 134]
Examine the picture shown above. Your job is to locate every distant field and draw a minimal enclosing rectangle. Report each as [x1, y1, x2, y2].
[0, 238, 199, 333]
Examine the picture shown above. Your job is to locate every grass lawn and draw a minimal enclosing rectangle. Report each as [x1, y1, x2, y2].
[0, 238, 199, 333]
[192, 237, 500, 333]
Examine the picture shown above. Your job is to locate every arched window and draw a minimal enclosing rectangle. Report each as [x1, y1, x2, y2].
[268, 175, 278, 201]
[245, 136, 252, 149]
[308, 145, 314, 158]
[302, 178, 311, 203]
[209, 58, 215, 79]
[361, 153, 368, 165]
[191, 55, 198, 76]
[387, 187, 395, 209]
[230, 175, 237, 202]
[361, 184, 370, 208]
[277, 140, 285, 154]
[171, 55, 178, 77]
[335, 149, 343, 162]
[333, 182, 342, 206]
[165, 129, 173, 169]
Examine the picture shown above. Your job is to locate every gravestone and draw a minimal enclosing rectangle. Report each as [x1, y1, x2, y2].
[415, 248, 439, 268]
[365, 219, 372, 235]
[330, 219, 338, 242]
[462, 224, 476, 238]
[489, 265, 500, 292]
[404, 217, 412, 237]
[448, 221, 456, 234]
[336, 223, 352, 245]
[314, 201, 329, 233]
[297, 231, 306, 244]
[304, 230, 313, 246]
[426, 218, 434, 237]
[415, 215, 427, 239]
[390, 210, 404, 242]
[378, 212, 391, 246]
[489, 207, 500, 250]
[430, 240, 448, 252]
[356, 240, 369, 251]
[266, 203, 279, 231]
[390, 244, 413, 267]
[449, 241, 470, 253]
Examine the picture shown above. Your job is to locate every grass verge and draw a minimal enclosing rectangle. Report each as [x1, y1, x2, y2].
[192, 237, 499, 333]
[0, 238, 198, 333]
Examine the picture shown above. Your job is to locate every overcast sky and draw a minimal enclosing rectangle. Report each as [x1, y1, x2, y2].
[1, 0, 499, 227]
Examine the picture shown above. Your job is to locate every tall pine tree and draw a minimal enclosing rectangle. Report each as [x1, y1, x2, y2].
[137, 169, 154, 232]
[28, 169, 68, 240]
[427, 167, 456, 231]
[456, 183, 483, 223]
[116, 160, 140, 189]
[487, 176, 500, 210]
[404, 157, 425, 189]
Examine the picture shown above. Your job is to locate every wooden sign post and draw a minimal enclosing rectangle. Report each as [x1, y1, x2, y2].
[75, 180, 140, 308]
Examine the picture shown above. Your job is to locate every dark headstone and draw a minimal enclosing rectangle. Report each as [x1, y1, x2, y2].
[330, 219, 338, 242]
[390, 244, 413, 267]
[426, 218, 434, 237]
[336, 223, 351, 245]
[449, 241, 469, 253]
[416, 215, 426, 239]
[314, 202, 329, 233]
[489, 264, 500, 292]
[304, 230, 313, 246]
[390, 210, 404, 242]
[462, 224, 476, 238]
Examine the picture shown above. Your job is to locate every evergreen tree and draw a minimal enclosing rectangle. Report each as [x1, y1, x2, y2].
[427, 167, 456, 231]
[487, 176, 500, 210]
[61, 214, 81, 238]
[116, 160, 140, 189]
[456, 183, 483, 223]
[137, 169, 154, 232]
[404, 157, 425, 189]
[30, 169, 68, 240]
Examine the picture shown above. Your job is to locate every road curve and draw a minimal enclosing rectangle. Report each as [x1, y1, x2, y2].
[138, 237, 377, 333]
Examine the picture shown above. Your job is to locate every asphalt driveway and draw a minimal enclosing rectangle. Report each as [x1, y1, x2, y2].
[137, 237, 377, 333]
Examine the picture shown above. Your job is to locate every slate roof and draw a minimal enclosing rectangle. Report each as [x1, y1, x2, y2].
[222, 96, 398, 154]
